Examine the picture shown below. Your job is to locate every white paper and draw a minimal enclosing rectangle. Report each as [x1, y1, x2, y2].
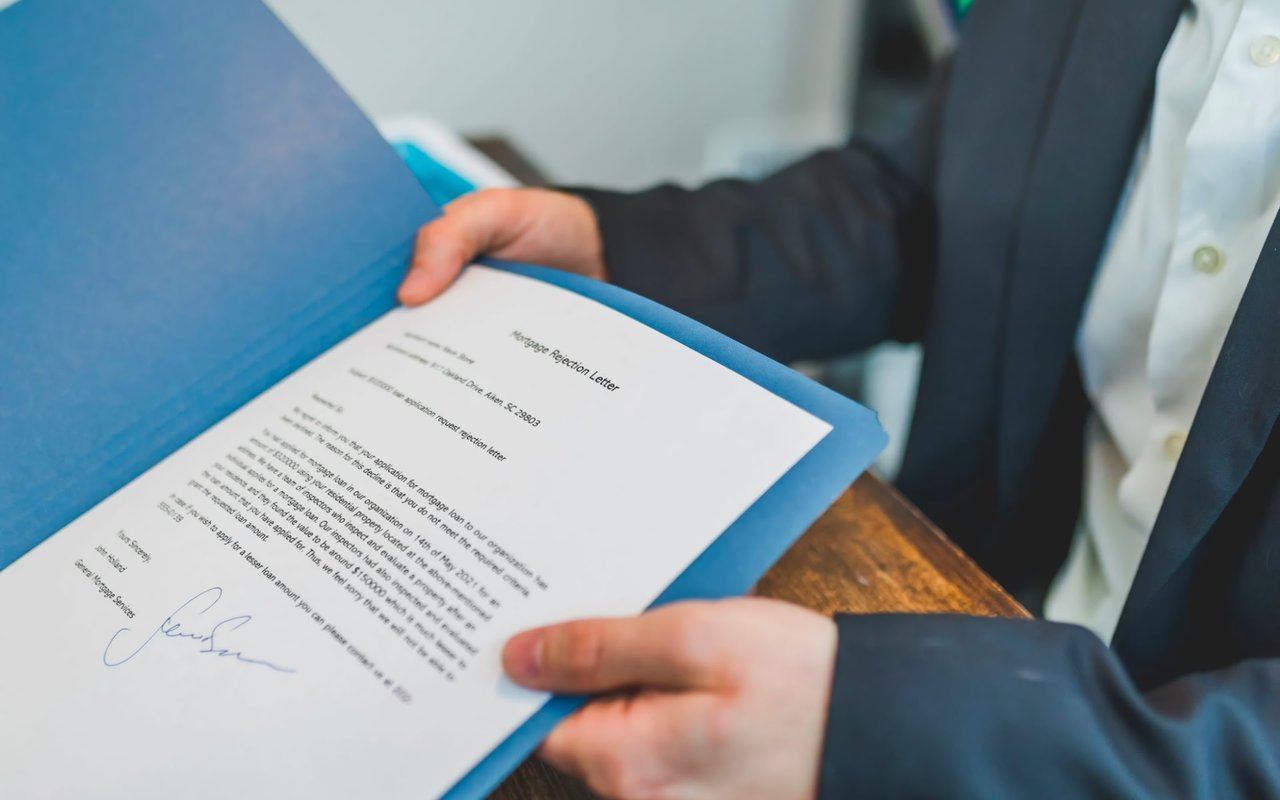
[0, 266, 830, 798]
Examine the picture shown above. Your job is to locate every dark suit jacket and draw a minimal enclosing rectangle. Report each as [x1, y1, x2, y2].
[576, 0, 1280, 796]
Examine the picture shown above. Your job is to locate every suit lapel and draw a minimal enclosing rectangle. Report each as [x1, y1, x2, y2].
[1115, 220, 1280, 642]
[994, 0, 1185, 516]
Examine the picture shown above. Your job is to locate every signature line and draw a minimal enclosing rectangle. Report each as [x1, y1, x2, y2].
[103, 586, 296, 673]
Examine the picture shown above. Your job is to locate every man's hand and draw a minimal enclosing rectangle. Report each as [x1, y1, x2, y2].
[398, 188, 607, 306]
[503, 598, 837, 800]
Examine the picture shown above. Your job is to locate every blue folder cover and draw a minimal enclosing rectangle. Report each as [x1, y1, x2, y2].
[0, 1, 886, 797]
[0, 0, 435, 564]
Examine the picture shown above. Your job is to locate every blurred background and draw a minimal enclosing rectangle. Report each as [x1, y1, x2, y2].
[261, 0, 962, 477]
[266, 0, 956, 187]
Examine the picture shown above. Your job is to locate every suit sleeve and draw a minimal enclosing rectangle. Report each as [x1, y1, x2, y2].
[820, 614, 1280, 798]
[570, 63, 950, 364]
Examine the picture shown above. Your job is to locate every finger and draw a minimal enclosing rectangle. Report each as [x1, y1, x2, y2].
[540, 695, 668, 798]
[540, 692, 720, 799]
[396, 219, 468, 305]
[398, 190, 526, 305]
[503, 602, 723, 693]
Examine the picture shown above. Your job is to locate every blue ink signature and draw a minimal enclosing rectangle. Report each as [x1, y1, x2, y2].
[103, 586, 296, 673]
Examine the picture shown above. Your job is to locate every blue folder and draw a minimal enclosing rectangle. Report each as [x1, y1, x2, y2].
[393, 140, 483, 207]
[0, 2, 886, 797]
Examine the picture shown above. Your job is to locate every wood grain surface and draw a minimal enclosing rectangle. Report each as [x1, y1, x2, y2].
[486, 473, 1028, 799]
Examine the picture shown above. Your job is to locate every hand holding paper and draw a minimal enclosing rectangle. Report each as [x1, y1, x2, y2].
[400, 188, 607, 305]
[502, 598, 836, 800]
[0, 2, 886, 797]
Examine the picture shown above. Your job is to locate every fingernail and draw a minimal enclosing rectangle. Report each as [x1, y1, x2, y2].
[398, 268, 431, 304]
[505, 631, 543, 682]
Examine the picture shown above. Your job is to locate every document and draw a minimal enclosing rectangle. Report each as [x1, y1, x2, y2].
[0, 266, 831, 798]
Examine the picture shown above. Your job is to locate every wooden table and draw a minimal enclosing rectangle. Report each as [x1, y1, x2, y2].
[490, 473, 1029, 799]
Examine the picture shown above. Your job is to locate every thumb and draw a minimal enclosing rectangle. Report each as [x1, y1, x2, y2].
[398, 189, 529, 305]
[502, 603, 722, 694]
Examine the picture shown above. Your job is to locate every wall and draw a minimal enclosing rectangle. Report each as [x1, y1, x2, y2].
[264, 0, 862, 188]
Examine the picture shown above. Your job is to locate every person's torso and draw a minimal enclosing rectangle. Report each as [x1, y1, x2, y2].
[897, 0, 1280, 686]
[1045, 0, 1280, 643]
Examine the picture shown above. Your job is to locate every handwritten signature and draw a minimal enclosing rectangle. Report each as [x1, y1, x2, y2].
[103, 587, 295, 673]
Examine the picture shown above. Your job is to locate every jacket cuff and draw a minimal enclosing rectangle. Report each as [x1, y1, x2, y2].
[565, 186, 689, 307]
[818, 613, 1103, 798]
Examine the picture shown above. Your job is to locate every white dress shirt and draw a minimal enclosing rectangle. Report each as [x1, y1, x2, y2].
[1044, 0, 1280, 642]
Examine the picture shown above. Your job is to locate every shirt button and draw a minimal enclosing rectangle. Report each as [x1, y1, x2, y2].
[1192, 245, 1225, 275]
[1163, 432, 1187, 461]
[1251, 35, 1280, 67]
